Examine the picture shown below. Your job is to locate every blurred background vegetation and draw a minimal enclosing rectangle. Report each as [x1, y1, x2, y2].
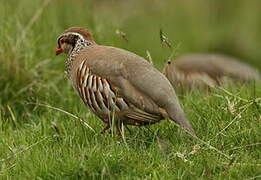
[0, 0, 260, 179]
[1, 0, 260, 101]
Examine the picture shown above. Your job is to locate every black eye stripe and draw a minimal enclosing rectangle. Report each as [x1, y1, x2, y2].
[57, 33, 84, 46]
[62, 35, 79, 45]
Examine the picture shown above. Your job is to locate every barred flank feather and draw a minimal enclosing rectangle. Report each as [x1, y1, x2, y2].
[77, 60, 127, 115]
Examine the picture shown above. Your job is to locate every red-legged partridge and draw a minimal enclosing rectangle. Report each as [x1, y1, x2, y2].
[55, 27, 195, 135]
[163, 54, 260, 90]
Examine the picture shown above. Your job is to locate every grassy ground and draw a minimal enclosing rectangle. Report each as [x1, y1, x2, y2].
[0, 0, 260, 179]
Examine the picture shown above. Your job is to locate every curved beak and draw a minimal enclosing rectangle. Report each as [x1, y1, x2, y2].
[55, 48, 63, 55]
[55, 36, 64, 55]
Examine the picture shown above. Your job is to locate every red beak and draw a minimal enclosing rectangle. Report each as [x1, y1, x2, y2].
[55, 48, 63, 55]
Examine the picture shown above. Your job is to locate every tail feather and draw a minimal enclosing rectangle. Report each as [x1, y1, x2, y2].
[218, 57, 260, 81]
[163, 54, 260, 90]
[163, 101, 195, 136]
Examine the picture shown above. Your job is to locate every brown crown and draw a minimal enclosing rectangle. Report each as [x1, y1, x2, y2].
[63, 27, 95, 43]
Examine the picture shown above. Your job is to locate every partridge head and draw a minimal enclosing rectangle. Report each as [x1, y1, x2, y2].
[56, 27, 95, 55]
[55, 27, 195, 136]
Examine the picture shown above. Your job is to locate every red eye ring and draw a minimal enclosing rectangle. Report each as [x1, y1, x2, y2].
[60, 37, 65, 43]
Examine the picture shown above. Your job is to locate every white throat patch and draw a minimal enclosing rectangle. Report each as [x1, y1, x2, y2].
[64, 33, 94, 77]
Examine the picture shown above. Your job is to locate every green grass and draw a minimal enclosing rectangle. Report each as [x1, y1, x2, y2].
[0, 0, 260, 179]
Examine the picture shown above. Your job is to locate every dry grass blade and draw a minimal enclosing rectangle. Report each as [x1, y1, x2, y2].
[7, 105, 16, 125]
[213, 103, 251, 139]
[225, 96, 238, 115]
[188, 144, 201, 156]
[14, 81, 37, 98]
[26, 103, 95, 132]
[221, 162, 261, 167]
[160, 29, 172, 48]
[175, 152, 190, 163]
[247, 175, 261, 180]
[146, 50, 154, 65]
[228, 142, 261, 151]
[0, 163, 16, 176]
[181, 127, 232, 160]
[0, 136, 50, 162]
[218, 87, 249, 102]
[190, 134, 232, 160]
[121, 124, 129, 150]
[115, 29, 128, 42]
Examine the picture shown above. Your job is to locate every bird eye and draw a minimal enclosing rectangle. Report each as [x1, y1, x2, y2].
[60, 37, 65, 44]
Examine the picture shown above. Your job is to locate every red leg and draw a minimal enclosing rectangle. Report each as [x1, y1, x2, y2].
[100, 119, 111, 134]
[116, 122, 124, 136]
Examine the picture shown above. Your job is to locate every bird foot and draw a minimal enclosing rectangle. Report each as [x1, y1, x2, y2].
[116, 122, 124, 137]
[100, 122, 111, 134]
[100, 121, 124, 137]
